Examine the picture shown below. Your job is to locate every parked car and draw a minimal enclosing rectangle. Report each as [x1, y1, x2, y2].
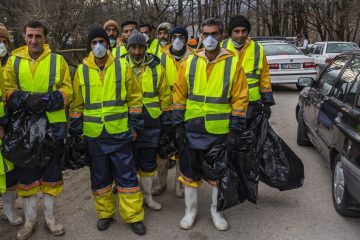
[252, 36, 289, 42]
[307, 41, 360, 72]
[262, 42, 317, 89]
[296, 51, 360, 217]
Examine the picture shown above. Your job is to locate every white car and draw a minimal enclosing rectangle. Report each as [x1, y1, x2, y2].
[307, 41, 359, 71]
[262, 42, 317, 89]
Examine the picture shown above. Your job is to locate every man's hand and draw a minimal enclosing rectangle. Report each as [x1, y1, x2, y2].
[225, 130, 239, 151]
[263, 105, 271, 119]
[26, 94, 47, 114]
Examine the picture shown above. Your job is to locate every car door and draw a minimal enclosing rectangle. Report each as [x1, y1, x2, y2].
[313, 44, 324, 65]
[316, 56, 357, 159]
[334, 57, 360, 203]
[307, 55, 351, 150]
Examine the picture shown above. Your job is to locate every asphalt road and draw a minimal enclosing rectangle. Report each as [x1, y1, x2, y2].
[1, 84, 360, 240]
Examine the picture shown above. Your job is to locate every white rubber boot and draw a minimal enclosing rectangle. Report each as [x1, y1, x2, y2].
[43, 194, 65, 236]
[140, 176, 162, 211]
[210, 187, 229, 231]
[179, 186, 198, 230]
[2, 191, 23, 226]
[17, 196, 38, 240]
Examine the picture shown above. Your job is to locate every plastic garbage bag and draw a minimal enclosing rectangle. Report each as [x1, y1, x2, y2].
[216, 135, 257, 211]
[2, 111, 56, 168]
[251, 113, 305, 191]
[202, 143, 227, 181]
[217, 163, 244, 211]
[60, 134, 88, 170]
[158, 134, 177, 159]
[233, 131, 259, 203]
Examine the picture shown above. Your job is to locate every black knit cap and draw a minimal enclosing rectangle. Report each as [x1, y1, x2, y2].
[170, 26, 188, 41]
[228, 15, 251, 35]
[87, 26, 110, 51]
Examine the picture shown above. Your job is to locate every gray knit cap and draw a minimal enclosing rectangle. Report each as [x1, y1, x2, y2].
[127, 30, 147, 48]
[157, 22, 172, 34]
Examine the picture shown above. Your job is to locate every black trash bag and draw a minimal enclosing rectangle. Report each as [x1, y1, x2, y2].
[202, 143, 227, 180]
[2, 111, 56, 168]
[61, 134, 88, 170]
[217, 163, 245, 211]
[252, 113, 305, 191]
[216, 132, 258, 211]
[234, 131, 259, 203]
[158, 134, 177, 159]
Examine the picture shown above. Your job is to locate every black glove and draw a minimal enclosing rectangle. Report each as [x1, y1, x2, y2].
[45, 91, 65, 112]
[263, 105, 271, 119]
[175, 124, 186, 149]
[225, 130, 240, 152]
[26, 94, 47, 114]
[7, 91, 28, 111]
[69, 117, 83, 136]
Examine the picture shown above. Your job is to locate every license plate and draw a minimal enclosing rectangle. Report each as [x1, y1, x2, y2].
[281, 63, 300, 69]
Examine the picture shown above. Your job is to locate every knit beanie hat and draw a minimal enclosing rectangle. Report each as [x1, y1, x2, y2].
[127, 30, 147, 48]
[157, 22, 172, 34]
[87, 26, 110, 51]
[228, 15, 251, 35]
[103, 20, 119, 32]
[0, 23, 10, 42]
[170, 26, 188, 41]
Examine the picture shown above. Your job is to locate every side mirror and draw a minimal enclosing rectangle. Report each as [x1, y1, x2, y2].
[297, 77, 314, 87]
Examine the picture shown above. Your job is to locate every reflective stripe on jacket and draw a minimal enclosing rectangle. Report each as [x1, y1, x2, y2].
[11, 53, 66, 123]
[78, 58, 129, 138]
[184, 54, 238, 134]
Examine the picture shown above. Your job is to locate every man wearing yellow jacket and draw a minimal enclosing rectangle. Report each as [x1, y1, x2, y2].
[173, 18, 249, 231]
[0, 64, 16, 195]
[123, 30, 172, 211]
[152, 26, 194, 198]
[70, 27, 146, 235]
[4, 20, 72, 239]
[0, 22, 24, 228]
[221, 15, 275, 122]
[156, 22, 172, 54]
[139, 24, 160, 57]
[112, 20, 138, 59]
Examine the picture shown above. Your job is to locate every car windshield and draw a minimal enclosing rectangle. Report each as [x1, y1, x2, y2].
[326, 43, 359, 53]
[263, 44, 303, 56]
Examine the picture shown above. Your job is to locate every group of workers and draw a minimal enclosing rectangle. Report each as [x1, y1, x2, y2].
[0, 14, 274, 240]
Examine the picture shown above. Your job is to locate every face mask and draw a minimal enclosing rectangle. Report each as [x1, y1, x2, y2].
[172, 38, 184, 51]
[232, 38, 246, 49]
[0, 42, 7, 57]
[203, 35, 218, 51]
[159, 40, 168, 46]
[92, 43, 107, 59]
[109, 37, 116, 48]
[142, 33, 150, 42]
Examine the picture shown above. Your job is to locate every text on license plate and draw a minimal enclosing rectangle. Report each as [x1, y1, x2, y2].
[281, 63, 301, 69]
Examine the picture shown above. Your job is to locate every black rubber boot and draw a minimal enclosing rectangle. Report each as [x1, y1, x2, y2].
[130, 221, 146, 235]
[97, 218, 113, 231]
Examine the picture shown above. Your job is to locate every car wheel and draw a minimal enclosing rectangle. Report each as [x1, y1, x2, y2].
[296, 109, 311, 146]
[332, 154, 360, 217]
